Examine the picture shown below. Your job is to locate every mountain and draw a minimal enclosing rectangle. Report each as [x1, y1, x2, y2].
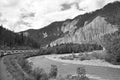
[22, 1, 120, 49]
[0, 25, 40, 49]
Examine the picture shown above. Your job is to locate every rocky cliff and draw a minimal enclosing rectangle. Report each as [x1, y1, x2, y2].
[22, 1, 120, 48]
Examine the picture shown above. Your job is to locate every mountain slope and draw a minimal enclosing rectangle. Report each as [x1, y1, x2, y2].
[0, 25, 40, 49]
[22, 1, 120, 48]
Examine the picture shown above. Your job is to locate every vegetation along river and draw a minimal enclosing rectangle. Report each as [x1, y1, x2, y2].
[28, 55, 120, 80]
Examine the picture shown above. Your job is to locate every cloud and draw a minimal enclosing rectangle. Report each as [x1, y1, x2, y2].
[0, 0, 119, 32]
[61, 4, 72, 10]
[61, 2, 85, 11]
[79, 0, 120, 12]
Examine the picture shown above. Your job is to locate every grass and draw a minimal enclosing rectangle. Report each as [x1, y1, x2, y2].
[3, 55, 34, 80]
[59, 51, 107, 61]
[1, 48, 96, 80]
[2, 52, 90, 80]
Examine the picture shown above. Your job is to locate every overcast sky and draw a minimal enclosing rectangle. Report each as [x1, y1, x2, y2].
[0, 0, 119, 32]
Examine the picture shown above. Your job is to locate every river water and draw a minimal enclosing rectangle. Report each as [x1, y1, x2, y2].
[28, 56, 120, 80]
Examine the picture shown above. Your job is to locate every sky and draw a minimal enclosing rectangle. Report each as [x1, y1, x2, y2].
[0, 0, 119, 32]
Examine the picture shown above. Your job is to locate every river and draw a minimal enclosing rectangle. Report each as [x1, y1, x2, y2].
[28, 56, 120, 80]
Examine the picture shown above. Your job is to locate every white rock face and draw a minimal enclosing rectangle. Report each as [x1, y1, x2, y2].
[23, 32, 29, 37]
[43, 32, 48, 38]
[61, 19, 79, 33]
[50, 16, 118, 47]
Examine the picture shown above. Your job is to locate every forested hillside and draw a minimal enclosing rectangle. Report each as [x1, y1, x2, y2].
[0, 25, 40, 49]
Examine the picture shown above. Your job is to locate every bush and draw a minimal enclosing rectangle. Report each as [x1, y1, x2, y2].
[32, 68, 48, 80]
[17, 57, 33, 74]
[3, 55, 34, 80]
[90, 51, 106, 60]
[49, 65, 58, 79]
[76, 67, 86, 77]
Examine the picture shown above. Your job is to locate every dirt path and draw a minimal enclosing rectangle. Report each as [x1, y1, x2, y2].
[0, 58, 14, 80]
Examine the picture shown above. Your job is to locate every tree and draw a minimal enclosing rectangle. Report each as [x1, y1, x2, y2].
[49, 65, 58, 79]
[76, 67, 86, 77]
[32, 68, 48, 80]
[76, 67, 90, 80]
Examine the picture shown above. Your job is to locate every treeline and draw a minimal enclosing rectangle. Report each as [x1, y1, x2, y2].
[102, 30, 120, 64]
[39, 43, 103, 55]
[0, 25, 40, 49]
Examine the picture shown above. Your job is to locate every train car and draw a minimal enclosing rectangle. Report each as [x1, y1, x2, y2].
[4, 52, 8, 55]
[7, 51, 13, 55]
[0, 52, 4, 57]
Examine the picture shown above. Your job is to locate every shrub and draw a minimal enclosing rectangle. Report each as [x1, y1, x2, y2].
[49, 65, 58, 79]
[90, 52, 106, 60]
[76, 67, 86, 77]
[32, 68, 48, 80]
[17, 56, 33, 74]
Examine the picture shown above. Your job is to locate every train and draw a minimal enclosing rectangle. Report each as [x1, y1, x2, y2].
[0, 50, 39, 57]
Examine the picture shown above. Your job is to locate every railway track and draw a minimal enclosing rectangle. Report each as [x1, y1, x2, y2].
[0, 50, 39, 57]
[0, 49, 39, 80]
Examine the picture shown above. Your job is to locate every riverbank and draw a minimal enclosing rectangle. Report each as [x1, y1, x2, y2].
[0, 58, 14, 80]
[44, 54, 120, 69]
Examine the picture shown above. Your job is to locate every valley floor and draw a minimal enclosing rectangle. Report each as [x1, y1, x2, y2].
[44, 53, 120, 69]
[28, 52, 120, 80]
